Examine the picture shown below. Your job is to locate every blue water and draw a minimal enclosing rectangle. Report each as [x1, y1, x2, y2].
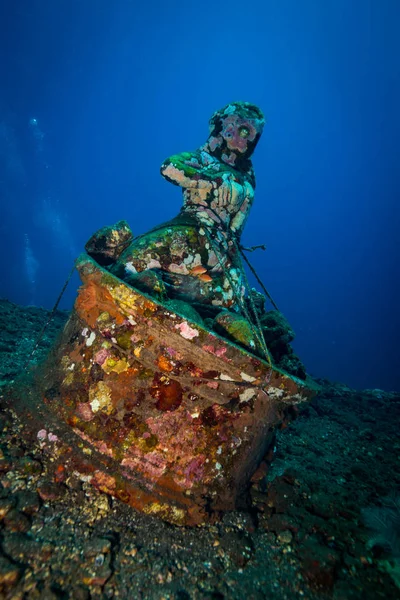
[0, 0, 399, 391]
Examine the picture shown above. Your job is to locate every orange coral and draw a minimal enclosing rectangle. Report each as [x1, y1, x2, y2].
[75, 280, 125, 327]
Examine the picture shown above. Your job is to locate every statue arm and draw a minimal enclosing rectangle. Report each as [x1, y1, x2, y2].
[160, 152, 222, 189]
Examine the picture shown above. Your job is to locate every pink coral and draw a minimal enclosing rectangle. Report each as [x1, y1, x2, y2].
[37, 429, 47, 441]
[94, 348, 111, 365]
[76, 402, 94, 422]
[203, 344, 227, 358]
[175, 322, 199, 340]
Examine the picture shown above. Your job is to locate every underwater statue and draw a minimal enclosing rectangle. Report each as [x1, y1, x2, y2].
[87, 107, 254, 306]
[84, 101, 309, 372]
[86, 102, 267, 353]
[109, 101, 264, 310]
[31, 101, 318, 527]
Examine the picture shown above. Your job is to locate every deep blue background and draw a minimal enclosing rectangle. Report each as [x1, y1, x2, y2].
[0, 0, 399, 391]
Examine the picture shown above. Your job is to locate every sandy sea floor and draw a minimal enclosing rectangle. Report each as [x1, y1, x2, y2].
[0, 298, 399, 600]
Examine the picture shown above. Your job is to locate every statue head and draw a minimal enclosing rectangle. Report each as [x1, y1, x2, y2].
[205, 102, 265, 170]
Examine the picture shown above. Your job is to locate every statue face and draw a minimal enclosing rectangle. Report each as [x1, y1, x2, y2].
[219, 114, 259, 154]
[207, 102, 265, 167]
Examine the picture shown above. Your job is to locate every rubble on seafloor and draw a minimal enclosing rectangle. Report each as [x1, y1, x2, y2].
[0, 297, 399, 599]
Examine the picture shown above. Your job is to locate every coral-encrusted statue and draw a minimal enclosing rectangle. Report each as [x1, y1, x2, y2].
[28, 102, 316, 529]
[106, 102, 265, 312]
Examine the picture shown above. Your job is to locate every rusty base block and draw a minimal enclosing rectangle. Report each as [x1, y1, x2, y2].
[35, 254, 319, 526]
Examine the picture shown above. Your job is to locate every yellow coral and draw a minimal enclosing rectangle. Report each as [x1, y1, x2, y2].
[142, 502, 185, 525]
[102, 357, 129, 374]
[89, 381, 113, 414]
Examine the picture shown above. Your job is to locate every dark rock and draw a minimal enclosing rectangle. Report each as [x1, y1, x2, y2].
[83, 537, 112, 557]
[2, 533, 54, 562]
[3, 508, 31, 532]
[18, 456, 43, 475]
[300, 538, 341, 590]
[0, 555, 21, 592]
[38, 585, 60, 600]
[16, 490, 41, 515]
[261, 513, 299, 534]
[0, 458, 13, 473]
[219, 531, 254, 567]
[81, 565, 112, 587]
[37, 482, 65, 502]
[0, 497, 15, 519]
[71, 586, 90, 600]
